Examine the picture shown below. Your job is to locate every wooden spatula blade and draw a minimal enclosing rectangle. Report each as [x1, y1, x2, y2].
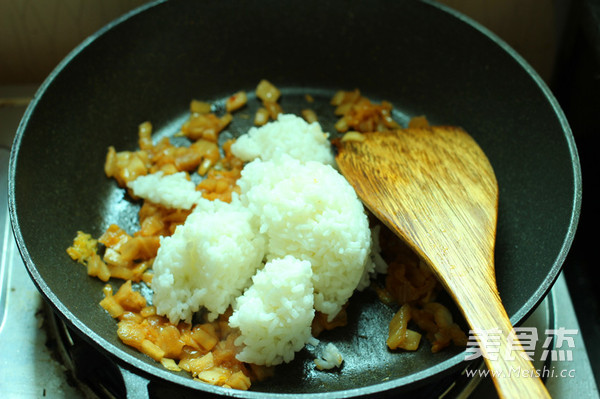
[336, 126, 550, 399]
[337, 127, 498, 283]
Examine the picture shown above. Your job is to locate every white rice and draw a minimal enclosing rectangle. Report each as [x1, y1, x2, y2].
[151, 197, 266, 323]
[127, 171, 202, 209]
[237, 154, 372, 320]
[314, 342, 344, 370]
[229, 256, 314, 366]
[230, 113, 335, 166]
[149, 115, 375, 366]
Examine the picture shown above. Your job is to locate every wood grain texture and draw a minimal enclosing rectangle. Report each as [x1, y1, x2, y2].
[336, 127, 550, 399]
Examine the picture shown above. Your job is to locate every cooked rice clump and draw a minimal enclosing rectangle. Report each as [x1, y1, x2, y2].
[229, 256, 315, 366]
[230, 113, 335, 166]
[238, 154, 372, 320]
[141, 114, 372, 365]
[128, 171, 202, 210]
[314, 342, 344, 370]
[152, 198, 266, 323]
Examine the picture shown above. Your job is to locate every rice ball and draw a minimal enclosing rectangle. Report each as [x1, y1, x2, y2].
[127, 171, 202, 209]
[229, 255, 315, 366]
[230, 113, 335, 166]
[152, 198, 266, 324]
[237, 155, 372, 320]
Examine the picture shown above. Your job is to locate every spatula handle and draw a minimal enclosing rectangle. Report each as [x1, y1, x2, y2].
[459, 290, 551, 399]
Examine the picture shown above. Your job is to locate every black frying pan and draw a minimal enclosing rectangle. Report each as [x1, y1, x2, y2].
[8, 0, 581, 397]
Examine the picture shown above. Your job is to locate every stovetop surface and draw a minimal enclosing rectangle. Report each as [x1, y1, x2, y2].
[1, 84, 598, 398]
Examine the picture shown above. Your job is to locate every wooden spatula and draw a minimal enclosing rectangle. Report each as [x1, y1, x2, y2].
[336, 127, 550, 399]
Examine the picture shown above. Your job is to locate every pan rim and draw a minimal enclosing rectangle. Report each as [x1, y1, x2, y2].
[7, 0, 582, 396]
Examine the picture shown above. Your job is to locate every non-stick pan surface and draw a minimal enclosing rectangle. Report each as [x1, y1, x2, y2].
[9, 0, 581, 397]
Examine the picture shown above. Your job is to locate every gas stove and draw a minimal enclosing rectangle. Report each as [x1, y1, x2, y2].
[1, 85, 598, 398]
